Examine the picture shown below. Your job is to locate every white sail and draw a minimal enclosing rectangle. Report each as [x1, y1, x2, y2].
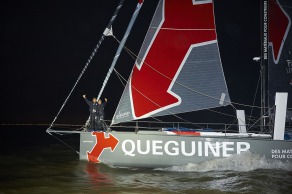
[112, 0, 231, 125]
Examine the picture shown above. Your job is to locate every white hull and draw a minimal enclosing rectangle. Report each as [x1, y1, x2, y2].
[79, 130, 292, 168]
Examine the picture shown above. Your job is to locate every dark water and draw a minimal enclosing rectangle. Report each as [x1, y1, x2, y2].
[1, 127, 292, 193]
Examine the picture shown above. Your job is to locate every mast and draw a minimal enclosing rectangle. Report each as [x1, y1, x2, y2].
[261, 0, 269, 132]
[97, 1, 144, 100]
[47, 0, 126, 132]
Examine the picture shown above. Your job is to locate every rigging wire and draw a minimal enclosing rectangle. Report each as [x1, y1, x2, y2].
[47, 0, 292, 134]
[47, 132, 80, 155]
[247, 69, 262, 126]
[114, 68, 127, 87]
[113, 69, 176, 125]
[114, 69, 165, 123]
[112, 35, 273, 127]
[96, 1, 144, 101]
[247, 105, 275, 131]
[271, 0, 292, 9]
[112, 36, 266, 110]
[47, 0, 126, 132]
[113, 59, 214, 129]
[112, 33, 280, 127]
[0, 123, 83, 127]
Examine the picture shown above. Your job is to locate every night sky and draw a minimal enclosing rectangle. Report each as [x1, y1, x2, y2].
[0, 0, 262, 126]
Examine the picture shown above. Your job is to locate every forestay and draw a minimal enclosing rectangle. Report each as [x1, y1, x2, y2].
[112, 0, 231, 125]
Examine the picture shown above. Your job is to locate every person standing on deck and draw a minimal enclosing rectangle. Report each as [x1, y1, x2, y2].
[83, 95, 108, 131]
[95, 98, 108, 131]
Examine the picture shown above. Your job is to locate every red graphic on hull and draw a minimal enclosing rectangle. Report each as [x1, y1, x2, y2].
[87, 132, 119, 163]
[131, 0, 216, 117]
[172, 131, 201, 136]
[269, 1, 290, 63]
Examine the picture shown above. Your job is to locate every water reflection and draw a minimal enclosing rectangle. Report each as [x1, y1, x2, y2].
[85, 162, 114, 187]
[1, 135, 291, 193]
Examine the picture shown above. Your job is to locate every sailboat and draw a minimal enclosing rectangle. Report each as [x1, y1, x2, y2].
[47, 0, 292, 168]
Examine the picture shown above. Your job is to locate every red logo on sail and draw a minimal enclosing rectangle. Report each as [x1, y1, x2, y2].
[269, 0, 291, 64]
[87, 132, 119, 163]
[130, 0, 216, 118]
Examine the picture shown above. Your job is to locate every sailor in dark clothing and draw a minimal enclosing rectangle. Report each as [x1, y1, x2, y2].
[96, 98, 107, 131]
[96, 99, 107, 119]
[83, 94, 107, 131]
[83, 95, 98, 131]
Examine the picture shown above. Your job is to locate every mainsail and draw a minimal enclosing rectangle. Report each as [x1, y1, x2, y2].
[267, 0, 292, 110]
[112, 0, 231, 125]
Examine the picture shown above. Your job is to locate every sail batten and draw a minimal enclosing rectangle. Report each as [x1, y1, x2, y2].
[112, 0, 230, 125]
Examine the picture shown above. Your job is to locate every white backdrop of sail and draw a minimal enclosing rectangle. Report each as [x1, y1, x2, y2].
[112, 0, 231, 125]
